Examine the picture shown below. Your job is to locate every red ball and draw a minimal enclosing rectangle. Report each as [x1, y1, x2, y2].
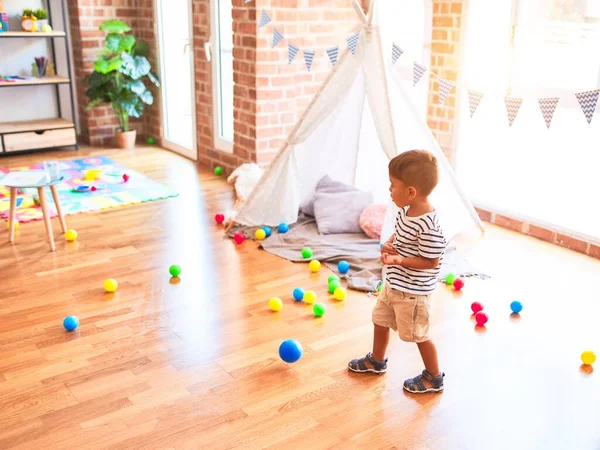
[215, 213, 225, 224]
[475, 311, 488, 326]
[91, 186, 97, 192]
[453, 278, 465, 291]
[233, 233, 245, 245]
[122, 174, 130, 182]
[471, 301, 483, 314]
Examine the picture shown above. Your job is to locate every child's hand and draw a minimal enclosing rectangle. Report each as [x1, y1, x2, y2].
[381, 242, 395, 255]
[381, 253, 403, 265]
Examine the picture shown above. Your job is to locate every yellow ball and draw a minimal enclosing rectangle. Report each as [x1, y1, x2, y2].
[581, 350, 596, 365]
[5, 220, 19, 229]
[268, 297, 283, 311]
[255, 228, 266, 240]
[42, 24, 53, 32]
[303, 290, 317, 304]
[309, 260, 321, 273]
[104, 278, 118, 293]
[333, 286, 347, 301]
[65, 229, 78, 241]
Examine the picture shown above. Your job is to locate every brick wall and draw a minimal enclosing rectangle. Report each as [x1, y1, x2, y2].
[426, 0, 462, 160]
[67, 0, 158, 146]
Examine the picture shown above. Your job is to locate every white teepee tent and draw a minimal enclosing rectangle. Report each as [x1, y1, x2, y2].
[231, 0, 484, 243]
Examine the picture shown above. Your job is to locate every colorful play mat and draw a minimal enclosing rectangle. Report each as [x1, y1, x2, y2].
[0, 156, 178, 223]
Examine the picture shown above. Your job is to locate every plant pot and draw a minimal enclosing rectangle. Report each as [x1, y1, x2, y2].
[115, 130, 136, 149]
[37, 20, 49, 31]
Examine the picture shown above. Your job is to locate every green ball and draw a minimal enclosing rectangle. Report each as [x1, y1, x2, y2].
[328, 279, 341, 294]
[301, 247, 313, 259]
[169, 265, 181, 277]
[445, 273, 456, 285]
[214, 166, 223, 176]
[378, 282, 384, 292]
[146, 136, 156, 145]
[313, 302, 326, 317]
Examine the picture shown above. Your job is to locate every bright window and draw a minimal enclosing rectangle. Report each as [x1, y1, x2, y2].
[456, 0, 600, 240]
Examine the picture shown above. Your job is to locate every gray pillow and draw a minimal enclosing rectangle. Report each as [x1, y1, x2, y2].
[300, 175, 357, 217]
[313, 190, 373, 235]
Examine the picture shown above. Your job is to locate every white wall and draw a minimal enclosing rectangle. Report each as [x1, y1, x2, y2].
[0, 0, 78, 128]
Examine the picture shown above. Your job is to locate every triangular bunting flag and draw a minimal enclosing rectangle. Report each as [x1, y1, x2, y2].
[272, 28, 284, 48]
[413, 63, 426, 86]
[575, 89, 599, 125]
[288, 43, 299, 64]
[468, 90, 484, 117]
[303, 50, 315, 72]
[347, 32, 359, 55]
[538, 97, 559, 129]
[504, 97, 523, 127]
[326, 46, 339, 66]
[392, 43, 403, 65]
[438, 78, 454, 105]
[258, 9, 271, 28]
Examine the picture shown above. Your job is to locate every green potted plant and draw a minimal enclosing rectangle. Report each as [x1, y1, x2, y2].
[84, 20, 159, 149]
[33, 9, 48, 31]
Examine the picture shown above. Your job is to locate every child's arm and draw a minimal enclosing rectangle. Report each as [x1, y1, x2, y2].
[381, 253, 439, 270]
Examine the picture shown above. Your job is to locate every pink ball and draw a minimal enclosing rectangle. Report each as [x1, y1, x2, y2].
[453, 278, 465, 291]
[471, 301, 483, 314]
[215, 213, 225, 224]
[475, 311, 488, 326]
[234, 233, 245, 245]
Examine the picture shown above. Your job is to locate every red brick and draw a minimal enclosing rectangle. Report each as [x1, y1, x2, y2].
[588, 245, 600, 259]
[526, 225, 555, 243]
[475, 208, 492, 222]
[555, 234, 589, 255]
[494, 215, 524, 233]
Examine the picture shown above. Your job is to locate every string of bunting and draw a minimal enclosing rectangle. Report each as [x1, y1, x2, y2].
[255, 5, 598, 128]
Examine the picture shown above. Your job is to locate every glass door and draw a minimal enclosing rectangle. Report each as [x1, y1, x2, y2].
[456, 0, 600, 240]
[156, 0, 197, 160]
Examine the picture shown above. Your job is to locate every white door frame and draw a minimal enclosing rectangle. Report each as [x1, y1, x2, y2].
[154, 0, 198, 160]
[209, 0, 234, 153]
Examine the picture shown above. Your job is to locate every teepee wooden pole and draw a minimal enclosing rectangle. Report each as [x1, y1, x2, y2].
[350, 0, 368, 26]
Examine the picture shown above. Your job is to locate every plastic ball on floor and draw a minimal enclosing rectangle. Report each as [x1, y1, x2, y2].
[309, 260, 321, 273]
[292, 287, 305, 301]
[453, 278, 465, 291]
[328, 279, 341, 294]
[327, 275, 340, 284]
[122, 174, 130, 182]
[333, 286, 347, 301]
[279, 339, 303, 363]
[169, 265, 181, 277]
[103, 278, 118, 293]
[214, 166, 223, 176]
[510, 300, 523, 314]
[471, 301, 483, 314]
[301, 247, 313, 259]
[313, 302, 326, 317]
[63, 315, 79, 331]
[475, 311, 488, 326]
[269, 297, 283, 312]
[65, 229, 78, 241]
[234, 233, 245, 245]
[215, 214, 225, 224]
[581, 350, 596, 365]
[338, 260, 350, 274]
[278, 223, 289, 233]
[255, 228, 266, 240]
[263, 226, 272, 237]
[5, 220, 19, 230]
[445, 273, 456, 285]
[146, 136, 156, 145]
[303, 290, 317, 304]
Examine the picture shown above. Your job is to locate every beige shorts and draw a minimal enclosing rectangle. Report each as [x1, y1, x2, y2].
[372, 283, 432, 343]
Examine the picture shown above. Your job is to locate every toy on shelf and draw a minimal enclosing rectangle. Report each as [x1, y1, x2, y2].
[21, 9, 38, 32]
[0, 12, 9, 33]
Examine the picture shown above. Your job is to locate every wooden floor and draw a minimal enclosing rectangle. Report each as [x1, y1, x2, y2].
[1, 147, 599, 450]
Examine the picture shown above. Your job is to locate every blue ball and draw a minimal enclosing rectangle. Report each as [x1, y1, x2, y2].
[338, 260, 350, 274]
[263, 226, 272, 238]
[279, 339, 303, 363]
[63, 315, 79, 331]
[292, 287, 305, 301]
[278, 223, 289, 233]
[510, 300, 523, 314]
